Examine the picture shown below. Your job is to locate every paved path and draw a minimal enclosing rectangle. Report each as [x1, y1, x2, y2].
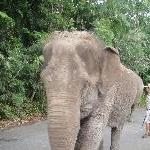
[0, 108, 150, 150]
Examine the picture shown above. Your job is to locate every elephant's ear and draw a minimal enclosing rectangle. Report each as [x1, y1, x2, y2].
[102, 46, 120, 64]
[99, 46, 121, 90]
[104, 46, 119, 55]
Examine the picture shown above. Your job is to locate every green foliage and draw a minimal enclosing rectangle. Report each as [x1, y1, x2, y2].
[0, 0, 150, 120]
[94, 0, 150, 84]
[95, 19, 115, 45]
[0, 38, 47, 119]
[138, 94, 147, 107]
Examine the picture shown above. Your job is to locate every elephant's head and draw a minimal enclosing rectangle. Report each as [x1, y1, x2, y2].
[41, 31, 121, 150]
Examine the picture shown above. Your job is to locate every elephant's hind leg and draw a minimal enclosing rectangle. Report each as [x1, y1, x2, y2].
[99, 139, 104, 150]
[110, 126, 123, 150]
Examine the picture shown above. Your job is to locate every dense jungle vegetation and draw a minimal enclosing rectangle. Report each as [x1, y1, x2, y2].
[0, 0, 150, 120]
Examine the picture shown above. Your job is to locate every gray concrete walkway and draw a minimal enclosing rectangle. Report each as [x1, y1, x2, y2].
[0, 108, 150, 150]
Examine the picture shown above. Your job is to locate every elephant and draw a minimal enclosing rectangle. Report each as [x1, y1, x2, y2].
[99, 64, 144, 150]
[41, 31, 144, 150]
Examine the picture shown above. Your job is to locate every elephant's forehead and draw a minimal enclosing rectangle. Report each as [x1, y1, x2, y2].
[51, 31, 94, 41]
[45, 31, 105, 52]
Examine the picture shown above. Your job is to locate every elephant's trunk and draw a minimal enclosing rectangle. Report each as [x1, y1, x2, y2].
[41, 50, 81, 150]
[47, 92, 80, 150]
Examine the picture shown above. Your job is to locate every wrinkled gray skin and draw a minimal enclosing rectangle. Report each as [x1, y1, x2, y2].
[100, 65, 144, 150]
[41, 31, 144, 150]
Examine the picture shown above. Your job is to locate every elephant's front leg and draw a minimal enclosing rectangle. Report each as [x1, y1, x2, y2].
[75, 116, 106, 150]
[110, 126, 123, 150]
[75, 84, 117, 150]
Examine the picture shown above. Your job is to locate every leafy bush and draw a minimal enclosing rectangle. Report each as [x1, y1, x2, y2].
[0, 0, 149, 120]
[0, 39, 47, 120]
[138, 94, 147, 107]
[94, 0, 150, 84]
